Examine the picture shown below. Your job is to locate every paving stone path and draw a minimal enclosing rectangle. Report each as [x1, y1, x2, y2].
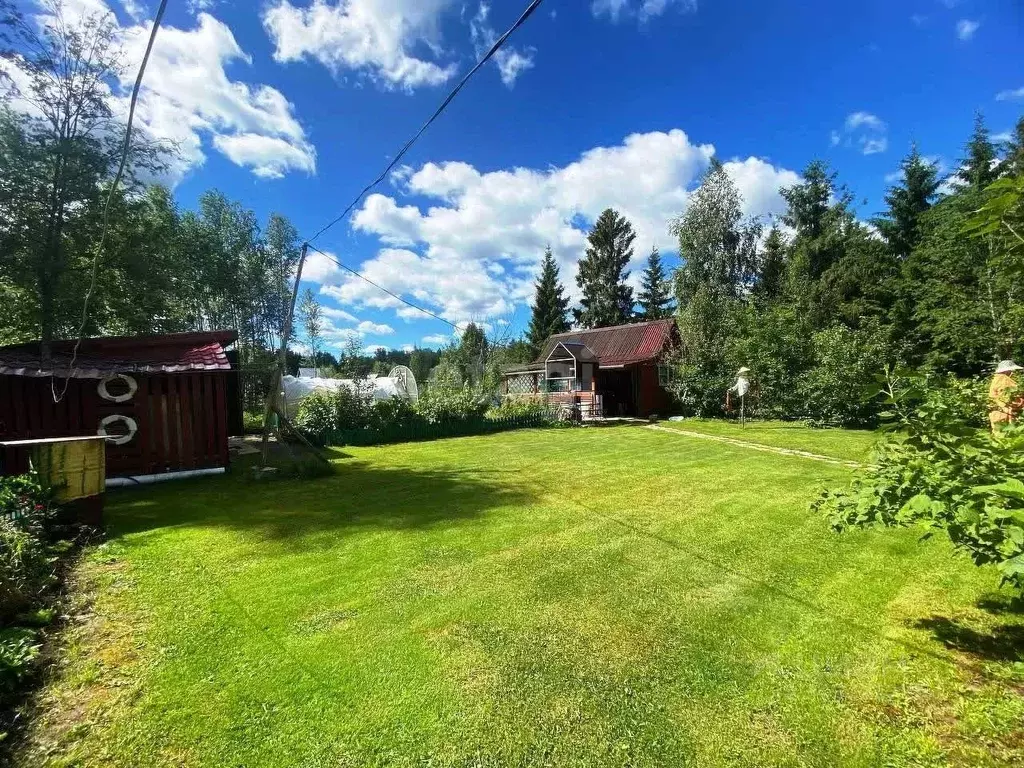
[645, 424, 865, 469]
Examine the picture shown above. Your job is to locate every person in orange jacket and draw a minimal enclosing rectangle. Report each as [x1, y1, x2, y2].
[989, 360, 1023, 433]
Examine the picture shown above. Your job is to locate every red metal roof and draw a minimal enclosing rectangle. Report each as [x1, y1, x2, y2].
[535, 319, 676, 367]
[0, 330, 237, 379]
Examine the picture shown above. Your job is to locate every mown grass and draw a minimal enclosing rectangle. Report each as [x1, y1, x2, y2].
[656, 417, 880, 462]
[19, 424, 1024, 767]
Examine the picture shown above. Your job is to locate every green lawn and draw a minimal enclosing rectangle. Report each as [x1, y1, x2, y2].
[656, 418, 880, 463]
[22, 425, 1024, 767]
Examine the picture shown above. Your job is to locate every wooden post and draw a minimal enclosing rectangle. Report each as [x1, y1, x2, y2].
[261, 242, 308, 467]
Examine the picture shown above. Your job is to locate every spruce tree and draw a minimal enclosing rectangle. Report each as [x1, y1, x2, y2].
[574, 208, 636, 328]
[1000, 116, 1024, 178]
[753, 226, 787, 302]
[636, 246, 673, 320]
[875, 144, 940, 259]
[527, 247, 570, 353]
[955, 112, 998, 191]
[780, 160, 854, 281]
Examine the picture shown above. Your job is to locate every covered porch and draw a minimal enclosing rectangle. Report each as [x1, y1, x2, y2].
[501, 342, 605, 417]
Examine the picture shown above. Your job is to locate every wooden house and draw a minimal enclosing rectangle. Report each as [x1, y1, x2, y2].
[501, 319, 677, 417]
[0, 331, 237, 480]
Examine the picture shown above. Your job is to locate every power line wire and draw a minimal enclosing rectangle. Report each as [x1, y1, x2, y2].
[306, 0, 547, 245]
[52, 0, 169, 402]
[306, 244, 459, 331]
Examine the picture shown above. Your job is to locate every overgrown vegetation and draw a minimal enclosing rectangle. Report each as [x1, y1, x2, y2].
[0, 472, 88, 740]
[292, 370, 547, 446]
[816, 373, 1024, 592]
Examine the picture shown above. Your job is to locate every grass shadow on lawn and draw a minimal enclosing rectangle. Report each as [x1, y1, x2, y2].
[108, 460, 536, 547]
[913, 616, 1024, 663]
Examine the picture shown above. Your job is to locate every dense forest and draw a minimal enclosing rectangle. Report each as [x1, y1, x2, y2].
[1, 4, 1022, 426]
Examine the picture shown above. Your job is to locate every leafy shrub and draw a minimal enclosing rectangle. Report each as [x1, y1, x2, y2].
[814, 373, 1024, 591]
[242, 410, 264, 434]
[801, 321, 902, 427]
[368, 397, 423, 432]
[293, 391, 338, 445]
[666, 284, 732, 417]
[0, 627, 41, 700]
[0, 473, 56, 624]
[0, 520, 54, 624]
[0, 472, 52, 528]
[334, 384, 372, 431]
[727, 302, 813, 419]
[486, 398, 551, 420]
[415, 384, 488, 423]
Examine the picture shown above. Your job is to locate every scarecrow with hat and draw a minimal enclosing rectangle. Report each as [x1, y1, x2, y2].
[989, 360, 1024, 433]
[727, 367, 752, 425]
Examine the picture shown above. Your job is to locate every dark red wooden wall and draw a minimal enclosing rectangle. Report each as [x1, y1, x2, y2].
[636, 364, 671, 417]
[0, 372, 230, 477]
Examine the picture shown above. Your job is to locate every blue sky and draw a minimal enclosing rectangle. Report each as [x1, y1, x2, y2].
[15, 0, 1024, 353]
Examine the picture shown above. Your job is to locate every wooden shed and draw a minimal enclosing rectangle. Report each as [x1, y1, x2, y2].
[0, 331, 237, 479]
[501, 319, 678, 417]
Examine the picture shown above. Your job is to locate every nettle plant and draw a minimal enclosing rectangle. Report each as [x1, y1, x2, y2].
[814, 371, 1024, 591]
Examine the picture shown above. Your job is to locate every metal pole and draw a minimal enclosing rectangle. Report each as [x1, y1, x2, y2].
[261, 242, 309, 466]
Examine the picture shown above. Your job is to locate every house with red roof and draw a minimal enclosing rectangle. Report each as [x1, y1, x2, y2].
[501, 318, 678, 417]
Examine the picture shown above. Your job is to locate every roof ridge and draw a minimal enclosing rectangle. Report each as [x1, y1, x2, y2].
[549, 318, 673, 337]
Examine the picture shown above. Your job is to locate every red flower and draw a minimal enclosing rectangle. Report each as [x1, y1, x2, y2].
[34, 503, 45, 512]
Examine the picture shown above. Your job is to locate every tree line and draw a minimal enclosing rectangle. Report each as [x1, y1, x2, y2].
[524, 113, 1024, 425]
[0, 2, 449, 389]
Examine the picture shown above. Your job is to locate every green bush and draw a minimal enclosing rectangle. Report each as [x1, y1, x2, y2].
[368, 397, 423, 432]
[334, 384, 372, 431]
[814, 373, 1024, 591]
[0, 472, 52, 527]
[727, 303, 813, 419]
[415, 384, 488, 423]
[0, 473, 56, 625]
[800, 321, 902, 427]
[486, 398, 551, 420]
[293, 391, 338, 445]
[0, 627, 41, 700]
[0, 519, 54, 624]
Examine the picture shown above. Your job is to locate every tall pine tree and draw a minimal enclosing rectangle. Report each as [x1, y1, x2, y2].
[875, 144, 940, 259]
[1000, 116, 1024, 178]
[780, 160, 854, 282]
[527, 246, 570, 354]
[955, 112, 998, 192]
[753, 226, 787, 302]
[637, 246, 673, 320]
[574, 208, 635, 328]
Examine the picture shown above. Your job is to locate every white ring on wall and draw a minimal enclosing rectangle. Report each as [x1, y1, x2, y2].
[98, 374, 138, 403]
[98, 415, 138, 446]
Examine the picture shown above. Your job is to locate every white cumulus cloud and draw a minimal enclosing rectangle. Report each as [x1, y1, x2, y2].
[357, 320, 395, 335]
[262, 0, 458, 90]
[995, 86, 1024, 102]
[832, 111, 888, 155]
[319, 129, 797, 327]
[212, 133, 315, 179]
[591, 0, 697, 23]
[956, 19, 979, 41]
[6, 2, 316, 182]
[469, 3, 535, 88]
